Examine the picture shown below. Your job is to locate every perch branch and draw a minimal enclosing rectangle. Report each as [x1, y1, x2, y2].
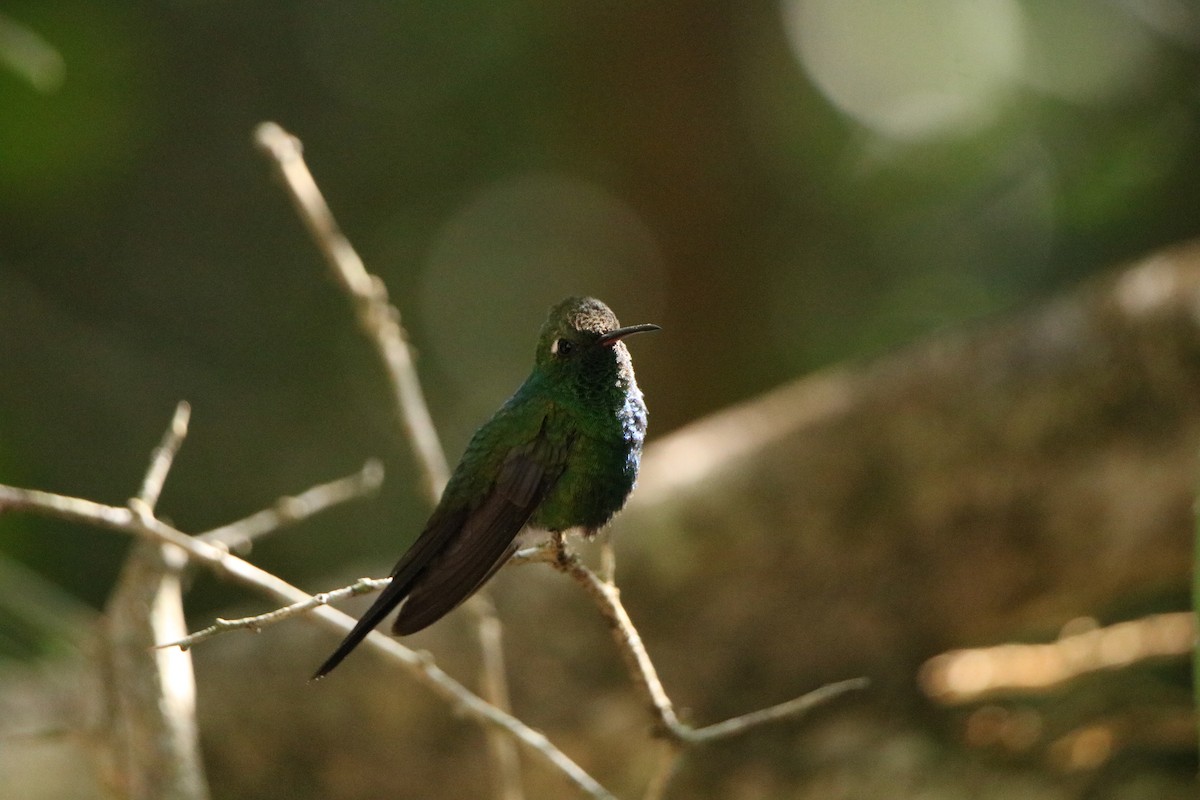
[0, 484, 613, 800]
[545, 536, 682, 736]
[684, 678, 869, 744]
[517, 539, 868, 745]
[155, 531, 860, 787]
[147, 527, 858, 798]
[156, 578, 391, 651]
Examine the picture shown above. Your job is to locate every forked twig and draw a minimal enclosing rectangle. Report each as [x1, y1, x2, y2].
[684, 678, 869, 744]
[518, 539, 868, 749]
[101, 402, 207, 800]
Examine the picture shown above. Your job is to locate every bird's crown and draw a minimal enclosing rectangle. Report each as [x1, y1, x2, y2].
[546, 296, 620, 337]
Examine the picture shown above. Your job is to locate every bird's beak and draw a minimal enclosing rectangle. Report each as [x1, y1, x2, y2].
[598, 323, 661, 347]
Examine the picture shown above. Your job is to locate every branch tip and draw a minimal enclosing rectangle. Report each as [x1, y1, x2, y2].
[253, 121, 300, 160]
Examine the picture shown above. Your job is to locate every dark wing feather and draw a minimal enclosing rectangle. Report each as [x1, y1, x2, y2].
[310, 503, 470, 680]
[312, 415, 569, 679]
[392, 440, 558, 634]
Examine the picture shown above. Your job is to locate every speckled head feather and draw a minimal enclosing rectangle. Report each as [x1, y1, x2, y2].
[535, 296, 659, 369]
[560, 296, 620, 334]
[536, 297, 614, 367]
[543, 296, 619, 339]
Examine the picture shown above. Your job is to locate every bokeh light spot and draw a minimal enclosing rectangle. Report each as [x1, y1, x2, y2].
[781, 0, 1023, 141]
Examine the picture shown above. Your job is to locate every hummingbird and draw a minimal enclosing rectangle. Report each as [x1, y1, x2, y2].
[313, 296, 658, 679]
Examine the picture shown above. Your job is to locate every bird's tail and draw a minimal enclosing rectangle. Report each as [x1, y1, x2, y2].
[310, 576, 407, 680]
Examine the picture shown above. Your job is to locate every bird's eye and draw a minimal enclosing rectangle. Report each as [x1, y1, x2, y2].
[553, 338, 574, 357]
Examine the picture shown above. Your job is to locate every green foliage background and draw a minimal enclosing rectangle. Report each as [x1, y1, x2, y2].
[1, 0, 1198, 666]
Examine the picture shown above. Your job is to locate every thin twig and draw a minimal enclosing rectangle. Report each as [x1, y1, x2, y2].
[198, 459, 384, 549]
[519, 538, 867, 747]
[684, 678, 868, 744]
[634, 684, 868, 800]
[131, 401, 190, 516]
[546, 539, 684, 738]
[156, 578, 391, 651]
[0, 484, 613, 800]
[169, 536, 868, 748]
[253, 121, 449, 503]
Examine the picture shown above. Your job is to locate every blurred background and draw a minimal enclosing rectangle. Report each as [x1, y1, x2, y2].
[2, 1, 1200, 798]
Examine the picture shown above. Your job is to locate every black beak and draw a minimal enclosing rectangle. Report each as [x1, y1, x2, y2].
[598, 323, 661, 347]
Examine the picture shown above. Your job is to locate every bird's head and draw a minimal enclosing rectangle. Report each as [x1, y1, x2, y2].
[533, 297, 658, 393]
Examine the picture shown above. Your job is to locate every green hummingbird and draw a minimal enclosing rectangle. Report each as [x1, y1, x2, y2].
[313, 296, 658, 678]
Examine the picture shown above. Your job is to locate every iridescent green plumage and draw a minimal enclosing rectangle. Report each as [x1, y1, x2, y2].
[314, 297, 657, 678]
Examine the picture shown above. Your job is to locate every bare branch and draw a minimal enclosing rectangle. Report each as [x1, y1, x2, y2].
[100, 542, 209, 800]
[545, 536, 685, 739]
[156, 578, 391, 651]
[198, 459, 384, 549]
[253, 121, 449, 503]
[520, 537, 867, 755]
[0, 484, 614, 800]
[131, 401, 190, 517]
[135, 518, 858, 797]
[684, 678, 869, 744]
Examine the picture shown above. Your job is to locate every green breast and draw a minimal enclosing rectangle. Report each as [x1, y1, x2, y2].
[530, 385, 646, 534]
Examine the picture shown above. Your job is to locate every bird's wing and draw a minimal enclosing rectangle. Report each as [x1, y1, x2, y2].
[311, 413, 568, 679]
[392, 427, 569, 634]
[310, 499, 472, 680]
